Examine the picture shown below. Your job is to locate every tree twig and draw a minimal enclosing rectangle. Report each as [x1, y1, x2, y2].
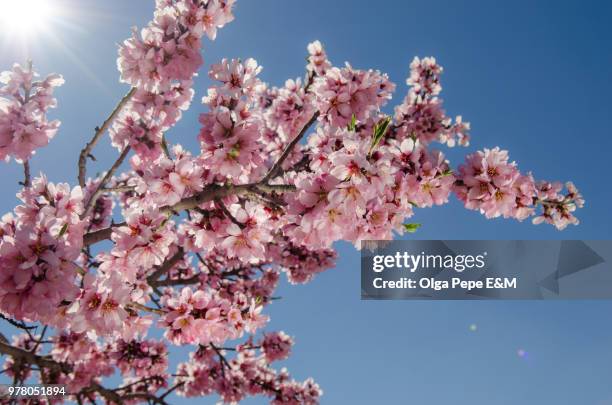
[146, 248, 185, 285]
[215, 199, 245, 228]
[21, 160, 31, 187]
[0, 313, 37, 331]
[78, 87, 136, 187]
[261, 111, 319, 183]
[81, 146, 131, 219]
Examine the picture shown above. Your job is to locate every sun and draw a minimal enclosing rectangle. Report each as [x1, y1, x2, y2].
[0, 0, 56, 38]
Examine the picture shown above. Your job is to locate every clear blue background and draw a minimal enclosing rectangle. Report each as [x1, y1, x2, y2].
[1, 1, 612, 404]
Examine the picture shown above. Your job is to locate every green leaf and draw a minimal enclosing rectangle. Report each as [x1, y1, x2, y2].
[347, 114, 357, 131]
[403, 223, 422, 233]
[57, 223, 68, 238]
[369, 116, 392, 156]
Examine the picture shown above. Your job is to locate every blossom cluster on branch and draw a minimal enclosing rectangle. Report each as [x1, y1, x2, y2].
[0, 0, 583, 404]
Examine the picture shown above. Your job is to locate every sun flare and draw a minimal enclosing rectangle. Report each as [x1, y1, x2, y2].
[0, 0, 55, 38]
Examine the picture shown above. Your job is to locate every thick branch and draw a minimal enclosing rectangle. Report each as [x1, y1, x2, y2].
[89, 383, 125, 405]
[78, 87, 136, 187]
[166, 183, 252, 213]
[0, 340, 70, 373]
[261, 111, 319, 183]
[0, 340, 170, 404]
[83, 183, 296, 246]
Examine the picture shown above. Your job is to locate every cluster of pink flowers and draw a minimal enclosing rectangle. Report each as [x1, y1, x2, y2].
[268, 238, 336, 284]
[394, 57, 470, 147]
[261, 331, 293, 363]
[67, 272, 132, 336]
[262, 78, 315, 167]
[312, 63, 395, 127]
[0, 63, 64, 162]
[176, 344, 322, 404]
[133, 145, 204, 206]
[48, 331, 115, 392]
[199, 58, 267, 183]
[0, 0, 585, 403]
[114, 0, 236, 160]
[111, 207, 177, 270]
[108, 338, 169, 378]
[454, 147, 584, 229]
[284, 122, 453, 248]
[0, 176, 83, 322]
[532, 180, 584, 230]
[388, 137, 455, 208]
[306, 40, 331, 77]
[159, 286, 268, 346]
[180, 199, 275, 264]
[118, 0, 234, 93]
[110, 82, 194, 160]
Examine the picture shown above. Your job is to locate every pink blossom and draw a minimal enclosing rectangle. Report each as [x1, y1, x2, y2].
[312, 63, 395, 127]
[261, 331, 293, 362]
[0, 64, 63, 162]
[307, 40, 331, 77]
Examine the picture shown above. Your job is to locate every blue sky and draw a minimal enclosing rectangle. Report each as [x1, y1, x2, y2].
[1, 0, 612, 404]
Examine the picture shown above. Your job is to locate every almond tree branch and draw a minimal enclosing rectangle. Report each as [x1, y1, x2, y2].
[261, 111, 319, 183]
[89, 382, 125, 404]
[0, 340, 70, 373]
[215, 199, 245, 228]
[83, 183, 296, 246]
[21, 160, 31, 187]
[151, 274, 201, 287]
[0, 313, 37, 331]
[78, 87, 136, 188]
[0, 340, 171, 404]
[146, 248, 185, 285]
[81, 146, 131, 219]
[102, 185, 136, 193]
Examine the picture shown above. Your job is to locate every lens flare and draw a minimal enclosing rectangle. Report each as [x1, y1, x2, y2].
[0, 0, 56, 38]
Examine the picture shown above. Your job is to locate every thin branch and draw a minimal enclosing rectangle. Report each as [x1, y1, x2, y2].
[215, 199, 245, 228]
[210, 343, 232, 379]
[102, 185, 136, 193]
[0, 313, 37, 331]
[115, 376, 165, 393]
[31, 325, 48, 353]
[160, 382, 184, 400]
[78, 87, 136, 188]
[161, 135, 171, 159]
[152, 274, 200, 287]
[128, 302, 166, 315]
[21, 160, 31, 187]
[261, 111, 319, 183]
[146, 248, 185, 285]
[82, 146, 131, 219]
